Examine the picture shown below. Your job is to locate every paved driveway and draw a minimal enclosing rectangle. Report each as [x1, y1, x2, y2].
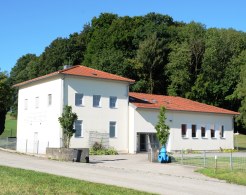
[0, 150, 245, 195]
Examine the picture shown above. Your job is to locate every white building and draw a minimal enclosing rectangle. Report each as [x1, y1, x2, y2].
[14, 65, 238, 154]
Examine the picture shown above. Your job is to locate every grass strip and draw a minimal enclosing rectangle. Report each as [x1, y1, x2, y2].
[0, 165, 155, 195]
[196, 168, 246, 186]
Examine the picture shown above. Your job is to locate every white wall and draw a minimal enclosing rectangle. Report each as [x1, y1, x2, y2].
[170, 111, 234, 151]
[64, 75, 130, 153]
[129, 104, 234, 153]
[16, 76, 63, 154]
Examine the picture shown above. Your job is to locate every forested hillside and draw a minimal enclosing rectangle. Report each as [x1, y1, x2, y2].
[9, 13, 246, 133]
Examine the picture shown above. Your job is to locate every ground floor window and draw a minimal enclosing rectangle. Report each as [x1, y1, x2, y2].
[211, 125, 215, 138]
[109, 121, 116, 138]
[201, 126, 206, 138]
[181, 124, 187, 138]
[220, 125, 225, 138]
[75, 120, 83, 137]
[192, 125, 197, 138]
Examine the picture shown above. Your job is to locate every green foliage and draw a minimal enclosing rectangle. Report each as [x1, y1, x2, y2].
[90, 142, 118, 155]
[155, 106, 170, 146]
[9, 12, 246, 130]
[58, 106, 78, 148]
[0, 72, 13, 135]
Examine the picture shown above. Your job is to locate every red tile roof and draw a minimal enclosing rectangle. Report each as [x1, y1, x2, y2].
[14, 65, 135, 87]
[129, 92, 239, 115]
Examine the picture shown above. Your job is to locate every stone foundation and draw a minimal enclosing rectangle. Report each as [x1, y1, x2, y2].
[46, 148, 89, 163]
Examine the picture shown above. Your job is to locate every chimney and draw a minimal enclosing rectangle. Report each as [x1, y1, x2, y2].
[63, 65, 71, 70]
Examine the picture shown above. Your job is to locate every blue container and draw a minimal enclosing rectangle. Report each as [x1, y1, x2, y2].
[158, 146, 171, 163]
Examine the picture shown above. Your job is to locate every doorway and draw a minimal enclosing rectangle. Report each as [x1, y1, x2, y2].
[139, 134, 147, 151]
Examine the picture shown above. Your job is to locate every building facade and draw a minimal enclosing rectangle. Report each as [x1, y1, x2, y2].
[15, 65, 238, 154]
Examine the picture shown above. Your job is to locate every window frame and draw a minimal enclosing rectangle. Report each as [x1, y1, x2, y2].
[35, 97, 39, 109]
[201, 126, 206, 138]
[93, 95, 101, 107]
[109, 96, 117, 108]
[48, 94, 52, 106]
[220, 125, 225, 138]
[24, 99, 28, 110]
[192, 124, 197, 138]
[109, 121, 117, 138]
[74, 120, 83, 138]
[181, 124, 187, 138]
[210, 124, 215, 138]
[75, 93, 84, 107]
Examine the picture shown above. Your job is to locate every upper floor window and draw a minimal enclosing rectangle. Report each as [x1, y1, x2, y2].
[109, 96, 117, 108]
[24, 99, 28, 110]
[109, 121, 116, 138]
[74, 120, 83, 137]
[35, 97, 39, 108]
[181, 124, 187, 138]
[192, 125, 197, 138]
[48, 94, 52, 106]
[93, 95, 101, 107]
[220, 125, 225, 138]
[201, 126, 206, 138]
[75, 93, 84, 106]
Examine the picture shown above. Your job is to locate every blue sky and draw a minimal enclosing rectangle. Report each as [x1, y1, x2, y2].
[1, 0, 246, 73]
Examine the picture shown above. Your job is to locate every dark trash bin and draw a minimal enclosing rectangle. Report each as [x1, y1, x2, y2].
[73, 149, 82, 162]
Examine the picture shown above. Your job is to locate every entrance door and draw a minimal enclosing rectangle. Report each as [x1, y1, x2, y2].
[140, 134, 147, 151]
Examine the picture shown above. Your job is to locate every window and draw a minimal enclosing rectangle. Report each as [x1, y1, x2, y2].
[211, 125, 215, 138]
[75, 93, 83, 106]
[181, 124, 187, 138]
[24, 99, 28, 110]
[109, 96, 117, 108]
[201, 126, 206, 138]
[48, 94, 52, 106]
[93, 95, 101, 107]
[109, 121, 116, 138]
[35, 97, 39, 108]
[220, 125, 225, 138]
[74, 120, 83, 137]
[192, 125, 197, 138]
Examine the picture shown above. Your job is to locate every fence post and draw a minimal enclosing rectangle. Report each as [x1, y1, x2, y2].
[5, 137, 8, 149]
[47, 141, 49, 148]
[25, 139, 28, 153]
[203, 150, 206, 168]
[37, 140, 39, 154]
[181, 149, 184, 165]
[230, 152, 233, 170]
[214, 155, 217, 173]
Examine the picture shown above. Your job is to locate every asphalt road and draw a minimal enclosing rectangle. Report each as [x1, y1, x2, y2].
[0, 150, 245, 195]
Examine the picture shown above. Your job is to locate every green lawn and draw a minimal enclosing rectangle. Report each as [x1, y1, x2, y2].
[197, 168, 246, 186]
[0, 165, 154, 195]
[0, 113, 17, 138]
[235, 134, 246, 150]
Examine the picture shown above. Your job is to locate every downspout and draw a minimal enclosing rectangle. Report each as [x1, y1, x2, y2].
[60, 75, 65, 148]
[126, 84, 129, 153]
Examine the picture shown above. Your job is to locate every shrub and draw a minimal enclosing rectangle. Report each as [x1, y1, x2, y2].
[90, 144, 118, 155]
